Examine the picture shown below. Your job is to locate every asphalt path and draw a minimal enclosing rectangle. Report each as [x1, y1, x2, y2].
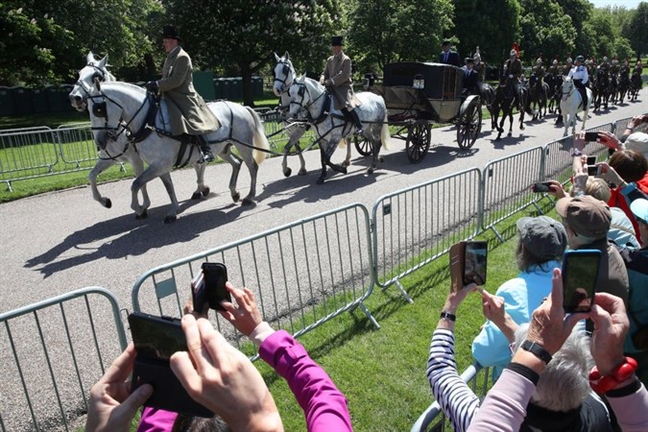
[0, 88, 645, 430]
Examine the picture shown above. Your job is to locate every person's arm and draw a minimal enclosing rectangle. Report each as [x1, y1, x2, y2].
[427, 283, 481, 432]
[220, 283, 352, 432]
[258, 331, 352, 432]
[157, 54, 191, 93]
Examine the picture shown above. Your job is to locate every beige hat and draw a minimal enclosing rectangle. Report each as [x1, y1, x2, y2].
[624, 132, 648, 158]
[556, 195, 612, 239]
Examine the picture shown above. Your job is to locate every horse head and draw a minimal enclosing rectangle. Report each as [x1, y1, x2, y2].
[86, 82, 145, 149]
[69, 52, 115, 112]
[273, 51, 295, 96]
[287, 75, 313, 118]
[560, 76, 574, 101]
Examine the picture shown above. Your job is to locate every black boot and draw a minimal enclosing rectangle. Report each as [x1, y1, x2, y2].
[197, 135, 215, 163]
[349, 109, 364, 135]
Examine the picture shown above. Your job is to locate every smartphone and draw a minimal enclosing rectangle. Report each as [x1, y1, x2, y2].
[532, 182, 552, 193]
[463, 241, 488, 285]
[586, 156, 597, 166]
[587, 164, 602, 176]
[584, 132, 599, 142]
[193, 262, 231, 312]
[561, 249, 602, 313]
[128, 312, 213, 417]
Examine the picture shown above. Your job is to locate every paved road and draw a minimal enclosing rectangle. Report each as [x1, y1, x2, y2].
[1, 91, 646, 312]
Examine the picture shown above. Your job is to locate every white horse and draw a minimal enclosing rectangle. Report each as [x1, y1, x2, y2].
[273, 52, 309, 177]
[86, 80, 269, 223]
[560, 76, 593, 136]
[288, 75, 391, 184]
[69, 52, 151, 211]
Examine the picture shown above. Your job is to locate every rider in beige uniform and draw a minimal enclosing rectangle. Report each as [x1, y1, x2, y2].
[320, 36, 364, 135]
[145, 26, 219, 163]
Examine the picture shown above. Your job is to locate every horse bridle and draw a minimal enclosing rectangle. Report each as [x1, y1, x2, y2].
[73, 64, 110, 102]
[273, 60, 294, 90]
[561, 79, 575, 100]
[289, 81, 328, 120]
[88, 85, 149, 145]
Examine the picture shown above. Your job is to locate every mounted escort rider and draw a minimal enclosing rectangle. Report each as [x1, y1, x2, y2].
[502, 49, 524, 109]
[568, 55, 590, 109]
[320, 35, 364, 135]
[145, 25, 218, 163]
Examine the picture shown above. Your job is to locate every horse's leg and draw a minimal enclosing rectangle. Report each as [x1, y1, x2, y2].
[88, 158, 115, 208]
[158, 172, 180, 224]
[130, 164, 170, 220]
[219, 150, 243, 203]
[232, 148, 259, 205]
[342, 137, 352, 167]
[129, 155, 151, 211]
[190, 163, 209, 199]
[316, 145, 328, 184]
[282, 132, 295, 178]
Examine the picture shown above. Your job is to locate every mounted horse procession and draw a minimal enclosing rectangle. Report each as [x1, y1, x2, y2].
[66, 27, 643, 224]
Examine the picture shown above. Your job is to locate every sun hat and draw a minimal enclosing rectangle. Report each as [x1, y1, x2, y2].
[517, 216, 567, 260]
[556, 195, 612, 239]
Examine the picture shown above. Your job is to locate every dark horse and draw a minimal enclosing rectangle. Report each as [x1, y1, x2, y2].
[492, 76, 532, 140]
[526, 74, 549, 120]
[594, 69, 610, 111]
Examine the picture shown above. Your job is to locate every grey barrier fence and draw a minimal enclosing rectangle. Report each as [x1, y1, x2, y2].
[371, 168, 482, 301]
[131, 203, 379, 355]
[410, 362, 489, 432]
[0, 287, 127, 432]
[0, 112, 315, 191]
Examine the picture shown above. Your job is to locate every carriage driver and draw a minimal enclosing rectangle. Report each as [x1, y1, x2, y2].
[145, 26, 218, 163]
[568, 55, 589, 108]
[320, 35, 364, 135]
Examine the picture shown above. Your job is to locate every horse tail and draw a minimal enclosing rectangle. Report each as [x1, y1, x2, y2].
[524, 90, 534, 115]
[245, 106, 270, 166]
[380, 113, 392, 151]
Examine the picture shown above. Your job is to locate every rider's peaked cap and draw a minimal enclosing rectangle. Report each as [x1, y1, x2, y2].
[162, 25, 181, 41]
[331, 36, 343, 46]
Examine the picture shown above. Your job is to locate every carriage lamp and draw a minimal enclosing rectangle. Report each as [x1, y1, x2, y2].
[413, 74, 425, 89]
[363, 73, 375, 90]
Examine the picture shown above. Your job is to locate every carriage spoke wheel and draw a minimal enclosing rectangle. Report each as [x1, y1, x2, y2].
[456, 102, 482, 150]
[406, 121, 431, 163]
[354, 135, 373, 156]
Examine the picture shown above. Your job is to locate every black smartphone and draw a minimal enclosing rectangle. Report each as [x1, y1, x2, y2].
[128, 312, 213, 417]
[584, 132, 599, 142]
[463, 240, 488, 285]
[532, 182, 551, 193]
[195, 262, 231, 312]
[586, 156, 597, 166]
[561, 249, 602, 313]
[587, 164, 601, 176]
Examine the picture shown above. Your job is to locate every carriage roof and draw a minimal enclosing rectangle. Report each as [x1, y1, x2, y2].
[376, 62, 464, 123]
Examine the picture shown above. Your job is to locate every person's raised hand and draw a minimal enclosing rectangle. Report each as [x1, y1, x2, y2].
[443, 283, 477, 314]
[525, 268, 586, 356]
[545, 180, 566, 199]
[219, 282, 263, 337]
[596, 161, 625, 185]
[85, 344, 153, 432]
[589, 292, 629, 376]
[479, 289, 506, 327]
[170, 315, 283, 432]
[598, 131, 623, 151]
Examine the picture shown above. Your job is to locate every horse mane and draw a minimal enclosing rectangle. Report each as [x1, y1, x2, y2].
[101, 81, 145, 93]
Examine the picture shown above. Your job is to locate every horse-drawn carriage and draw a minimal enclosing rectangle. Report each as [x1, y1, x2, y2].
[360, 61, 482, 162]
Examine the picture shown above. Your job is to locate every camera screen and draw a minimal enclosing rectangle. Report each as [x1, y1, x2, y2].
[464, 241, 487, 285]
[562, 253, 600, 312]
[129, 314, 186, 361]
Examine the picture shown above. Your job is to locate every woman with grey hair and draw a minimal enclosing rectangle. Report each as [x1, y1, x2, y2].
[427, 281, 613, 431]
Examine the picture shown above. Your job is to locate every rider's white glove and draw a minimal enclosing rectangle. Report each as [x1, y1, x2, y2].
[508, 74, 514, 78]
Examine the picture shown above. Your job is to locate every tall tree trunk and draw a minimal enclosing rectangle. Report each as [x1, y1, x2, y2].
[240, 63, 254, 107]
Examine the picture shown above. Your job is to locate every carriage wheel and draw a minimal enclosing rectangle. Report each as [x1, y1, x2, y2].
[406, 121, 431, 163]
[354, 135, 373, 156]
[456, 102, 482, 150]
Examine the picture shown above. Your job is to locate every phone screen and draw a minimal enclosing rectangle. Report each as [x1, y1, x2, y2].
[128, 313, 186, 361]
[584, 132, 599, 142]
[201, 262, 231, 311]
[562, 250, 601, 313]
[463, 241, 488, 285]
[587, 165, 599, 176]
[533, 182, 550, 193]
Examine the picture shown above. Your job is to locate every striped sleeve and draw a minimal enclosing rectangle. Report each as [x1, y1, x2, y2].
[427, 329, 481, 432]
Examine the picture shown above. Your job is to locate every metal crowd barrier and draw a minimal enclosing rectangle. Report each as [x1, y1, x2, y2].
[371, 168, 481, 302]
[131, 203, 379, 354]
[0, 287, 127, 432]
[410, 362, 489, 432]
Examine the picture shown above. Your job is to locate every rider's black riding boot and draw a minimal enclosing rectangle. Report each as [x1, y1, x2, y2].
[349, 108, 364, 135]
[197, 135, 215, 163]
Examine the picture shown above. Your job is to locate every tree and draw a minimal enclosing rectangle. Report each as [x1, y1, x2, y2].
[555, 0, 594, 56]
[452, 0, 521, 66]
[164, 0, 339, 106]
[626, 2, 648, 60]
[347, 0, 454, 75]
[518, 0, 575, 63]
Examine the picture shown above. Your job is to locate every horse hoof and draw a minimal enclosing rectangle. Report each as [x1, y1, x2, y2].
[202, 187, 210, 197]
[241, 198, 254, 206]
[316, 177, 325, 185]
[342, 160, 350, 167]
[104, 198, 112, 209]
[298, 169, 307, 176]
[191, 192, 202, 200]
[163, 215, 177, 224]
[366, 167, 375, 175]
[232, 192, 240, 203]
[508, 132, 512, 136]
[135, 209, 148, 220]
[284, 168, 292, 177]
[379, 156, 384, 163]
